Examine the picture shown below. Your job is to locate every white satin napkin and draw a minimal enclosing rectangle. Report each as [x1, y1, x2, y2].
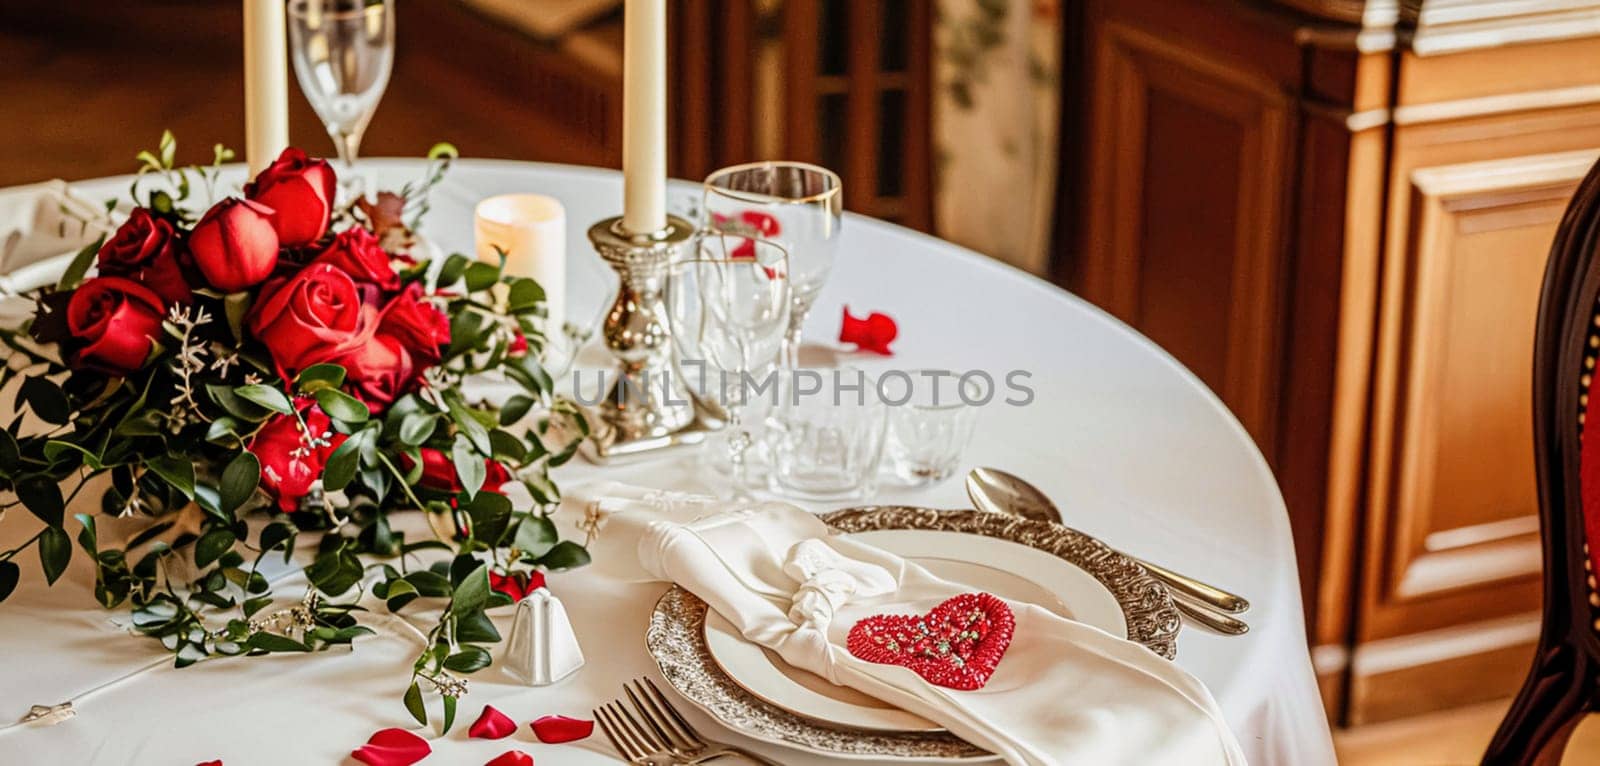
[0, 179, 112, 296]
[570, 482, 1247, 766]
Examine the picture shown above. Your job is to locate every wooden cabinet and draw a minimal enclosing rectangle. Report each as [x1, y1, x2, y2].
[1059, 0, 1600, 725]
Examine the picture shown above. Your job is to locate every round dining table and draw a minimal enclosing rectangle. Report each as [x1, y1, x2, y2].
[0, 160, 1335, 765]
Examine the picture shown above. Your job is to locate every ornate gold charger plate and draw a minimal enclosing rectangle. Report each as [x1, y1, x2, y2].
[644, 506, 1182, 762]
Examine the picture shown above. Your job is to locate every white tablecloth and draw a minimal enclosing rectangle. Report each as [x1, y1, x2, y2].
[0, 160, 1334, 765]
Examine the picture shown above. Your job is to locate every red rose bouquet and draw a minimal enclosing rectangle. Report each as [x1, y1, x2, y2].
[0, 135, 586, 731]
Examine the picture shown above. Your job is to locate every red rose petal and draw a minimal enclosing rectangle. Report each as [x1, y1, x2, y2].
[485, 751, 534, 766]
[197, 761, 222, 766]
[468, 704, 518, 740]
[839, 306, 898, 356]
[351, 728, 431, 766]
[530, 715, 594, 744]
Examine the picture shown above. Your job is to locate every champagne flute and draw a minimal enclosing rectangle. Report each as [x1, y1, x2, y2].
[288, 0, 395, 171]
[666, 236, 791, 498]
[703, 162, 842, 370]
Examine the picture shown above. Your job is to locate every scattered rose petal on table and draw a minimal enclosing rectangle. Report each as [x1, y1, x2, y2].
[839, 306, 898, 355]
[196, 761, 221, 766]
[485, 751, 534, 766]
[530, 715, 594, 743]
[468, 704, 518, 740]
[351, 728, 431, 766]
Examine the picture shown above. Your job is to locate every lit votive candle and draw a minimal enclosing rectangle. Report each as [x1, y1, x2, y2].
[474, 194, 567, 332]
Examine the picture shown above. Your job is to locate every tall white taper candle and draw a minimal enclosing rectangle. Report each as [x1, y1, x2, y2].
[244, 0, 290, 177]
[621, 0, 667, 235]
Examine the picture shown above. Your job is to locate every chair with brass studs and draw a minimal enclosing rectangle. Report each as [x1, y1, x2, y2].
[1485, 158, 1600, 765]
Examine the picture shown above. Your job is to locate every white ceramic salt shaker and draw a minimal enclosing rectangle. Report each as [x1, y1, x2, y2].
[501, 587, 585, 685]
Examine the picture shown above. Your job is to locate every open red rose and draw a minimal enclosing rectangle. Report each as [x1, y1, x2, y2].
[314, 227, 399, 289]
[407, 447, 512, 494]
[249, 399, 345, 512]
[248, 263, 368, 376]
[96, 209, 194, 305]
[246, 147, 337, 248]
[332, 332, 419, 414]
[351, 728, 430, 766]
[839, 306, 898, 356]
[489, 570, 546, 601]
[189, 197, 279, 293]
[97, 207, 174, 275]
[65, 277, 165, 375]
[377, 286, 450, 366]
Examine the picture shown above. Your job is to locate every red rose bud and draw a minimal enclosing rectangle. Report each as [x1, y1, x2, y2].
[333, 332, 418, 415]
[96, 207, 174, 275]
[530, 715, 594, 744]
[189, 197, 279, 293]
[485, 459, 511, 494]
[350, 728, 430, 766]
[485, 751, 533, 766]
[468, 704, 517, 740]
[65, 277, 165, 375]
[489, 570, 546, 601]
[407, 448, 513, 495]
[377, 285, 450, 367]
[314, 227, 399, 289]
[250, 400, 345, 512]
[839, 306, 898, 356]
[248, 263, 367, 376]
[246, 147, 337, 248]
[411, 446, 458, 491]
[507, 330, 529, 357]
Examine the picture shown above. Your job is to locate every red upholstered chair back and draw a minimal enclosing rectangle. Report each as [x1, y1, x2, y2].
[1486, 158, 1600, 765]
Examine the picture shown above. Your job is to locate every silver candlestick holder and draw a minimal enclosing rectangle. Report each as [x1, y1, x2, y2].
[579, 214, 713, 463]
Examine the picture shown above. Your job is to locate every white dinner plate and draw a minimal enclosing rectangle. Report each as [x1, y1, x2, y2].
[646, 506, 1180, 762]
[702, 528, 1128, 733]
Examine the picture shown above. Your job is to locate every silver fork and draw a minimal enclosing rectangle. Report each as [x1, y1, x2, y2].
[593, 701, 675, 765]
[618, 677, 785, 765]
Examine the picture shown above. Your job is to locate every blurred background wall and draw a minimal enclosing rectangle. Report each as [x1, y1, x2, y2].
[0, 0, 1064, 274]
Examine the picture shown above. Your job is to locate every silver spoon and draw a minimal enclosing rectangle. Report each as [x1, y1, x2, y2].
[966, 467, 1251, 635]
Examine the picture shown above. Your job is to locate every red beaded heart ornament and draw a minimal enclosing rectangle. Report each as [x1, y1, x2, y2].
[845, 592, 1015, 690]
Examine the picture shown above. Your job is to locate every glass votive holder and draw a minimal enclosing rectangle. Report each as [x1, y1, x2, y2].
[768, 367, 888, 501]
[473, 193, 566, 331]
[882, 370, 982, 486]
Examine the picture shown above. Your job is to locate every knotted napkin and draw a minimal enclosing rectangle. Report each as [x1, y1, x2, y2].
[0, 180, 110, 295]
[571, 482, 1247, 766]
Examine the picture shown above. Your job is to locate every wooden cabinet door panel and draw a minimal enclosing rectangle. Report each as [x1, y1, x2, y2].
[1079, 20, 1293, 455]
[1364, 145, 1600, 640]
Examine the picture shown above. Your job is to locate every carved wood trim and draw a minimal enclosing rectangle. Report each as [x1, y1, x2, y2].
[1405, 1, 1600, 56]
[1271, 0, 1395, 25]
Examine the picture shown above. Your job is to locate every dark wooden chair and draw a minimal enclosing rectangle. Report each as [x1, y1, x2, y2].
[1484, 158, 1600, 765]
